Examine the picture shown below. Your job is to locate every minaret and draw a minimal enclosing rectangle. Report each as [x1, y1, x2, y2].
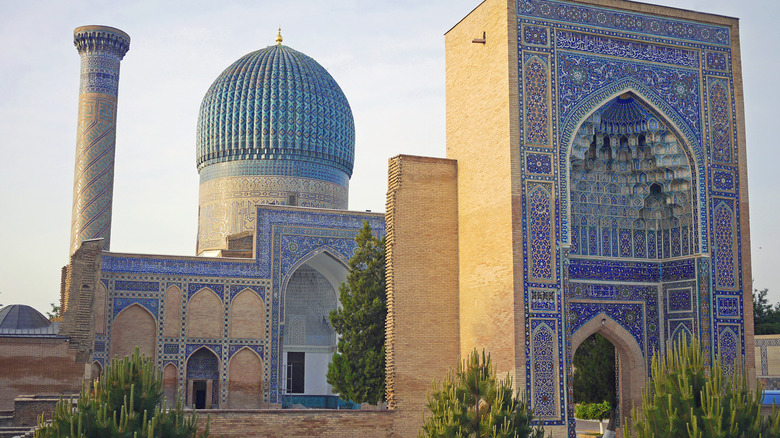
[69, 26, 130, 254]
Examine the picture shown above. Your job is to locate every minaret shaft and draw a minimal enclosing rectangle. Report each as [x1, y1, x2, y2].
[69, 26, 130, 254]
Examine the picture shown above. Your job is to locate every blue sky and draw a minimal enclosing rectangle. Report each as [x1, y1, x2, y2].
[0, 0, 778, 313]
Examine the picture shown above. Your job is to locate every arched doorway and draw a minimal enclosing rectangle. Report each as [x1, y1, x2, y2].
[282, 251, 347, 399]
[186, 347, 220, 409]
[571, 314, 646, 426]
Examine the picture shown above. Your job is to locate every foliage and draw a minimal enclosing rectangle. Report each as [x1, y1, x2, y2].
[46, 302, 61, 321]
[625, 336, 780, 438]
[420, 349, 546, 438]
[573, 333, 616, 405]
[575, 401, 611, 421]
[753, 288, 780, 335]
[327, 220, 387, 405]
[36, 347, 208, 438]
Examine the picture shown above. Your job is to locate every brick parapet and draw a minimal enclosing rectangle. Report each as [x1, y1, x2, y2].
[195, 409, 394, 437]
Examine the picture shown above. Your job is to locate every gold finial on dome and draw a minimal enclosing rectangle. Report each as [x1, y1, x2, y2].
[275, 27, 283, 45]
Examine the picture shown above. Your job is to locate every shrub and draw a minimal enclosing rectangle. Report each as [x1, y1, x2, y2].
[625, 336, 780, 438]
[36, 347, 208, 438]
[575, 401, 611, 421]
[420, 349, 546, 438]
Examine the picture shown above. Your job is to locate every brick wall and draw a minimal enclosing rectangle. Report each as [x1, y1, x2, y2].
[0, 337, 84, 410]
[196, 409, 394, 437]
[385, 155, 460, 436]
[445, 0, 525, 386]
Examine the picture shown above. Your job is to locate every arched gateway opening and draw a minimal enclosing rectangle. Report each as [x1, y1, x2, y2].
[565, 92, 699, 427]
[282, 250, 348, 405]
[571, 314, 646, 425]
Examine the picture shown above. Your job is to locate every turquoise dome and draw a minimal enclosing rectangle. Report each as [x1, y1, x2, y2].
[196, 44, 355, 179]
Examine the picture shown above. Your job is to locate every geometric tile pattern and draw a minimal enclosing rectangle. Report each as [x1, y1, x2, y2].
[98, 206, 385, 406]
[70, 27, 130, 254]
[196, 44, 355, 177]
[516, 0, 745, 431]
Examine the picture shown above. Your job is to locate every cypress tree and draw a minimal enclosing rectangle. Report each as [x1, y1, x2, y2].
[327, 220, 387, 405]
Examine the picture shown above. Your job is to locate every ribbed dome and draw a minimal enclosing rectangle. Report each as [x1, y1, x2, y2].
[0, 305, 51, 330]
[196, 44, 355, 177]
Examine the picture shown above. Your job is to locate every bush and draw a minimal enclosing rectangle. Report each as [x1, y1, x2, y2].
[420, 349, 546, 438]
[575, 401, 611, 421]
[625, 336, 780, 438]
[36, 347, 208, 438]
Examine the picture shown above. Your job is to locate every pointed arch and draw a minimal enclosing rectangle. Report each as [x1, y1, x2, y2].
[186, 347, 220, 409]
[163, 363, 178, 406]
[565, 89, 699, 256]
[228, 289, 265, 339]
[94, 281, 107, 334]
[91, 361, 103, 382]
[110, 303, 156, 361]
[186, 288, 223, 339]
[571, 313, 646, 425]
[164, 285, 183, 338]
[227, 347, 265, 408]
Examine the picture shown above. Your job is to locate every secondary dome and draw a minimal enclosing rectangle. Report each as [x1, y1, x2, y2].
[0, 305, 51, 330]
[196, 42, 355, 177]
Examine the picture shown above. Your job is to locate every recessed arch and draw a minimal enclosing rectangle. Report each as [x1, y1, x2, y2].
[164, 285, 183, 338]
[227, 347, 265, 408]
[228, 288, 265, 339]
[186, 288, 222, 339]
[281, 248, 347, 397]
[571, 313, 646, 425]
[110, 303, 156, 361]
[91, 361, 103, 383]
[94, 282, 107, 334]
[163, 363, 178, 406]
[186, 347, 220, 409]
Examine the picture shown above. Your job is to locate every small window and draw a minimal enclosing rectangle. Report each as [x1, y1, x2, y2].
[287, 193, 298, 206]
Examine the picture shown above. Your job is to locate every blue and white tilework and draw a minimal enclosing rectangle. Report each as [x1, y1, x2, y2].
[516, 0, 746, 432]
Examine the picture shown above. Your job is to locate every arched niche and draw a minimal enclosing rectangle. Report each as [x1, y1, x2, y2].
[228, 289, 265, 339]
[568, 93, 698, 259]
[91, 361, 103, 384]
[282, 250, 347, 396]
[110, 303, 156, 361]
[94, 282, 107, 334]
[186, 347, 220, 409]
[186, 288, 222, 339]
[164, 285, 183, 338]
[163, 363, 178, 406]
[227, 347, 264, 409]
[571, 313, 646, 427]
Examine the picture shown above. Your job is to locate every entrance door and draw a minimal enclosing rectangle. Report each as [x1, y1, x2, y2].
[194, 381, 207, 409]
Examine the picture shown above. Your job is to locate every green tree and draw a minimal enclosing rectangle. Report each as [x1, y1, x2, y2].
[420, 349, 546, 438]
[36, 347, 208, 438]
[626, 336, 780, 438]
[46, 302, 60, 321]
[573, 333, 616, 405]
[327, 220, 387, 404]
[753, 288, 780, 335]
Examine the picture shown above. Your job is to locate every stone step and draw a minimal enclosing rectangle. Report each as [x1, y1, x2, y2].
[0, 426, 36, 438]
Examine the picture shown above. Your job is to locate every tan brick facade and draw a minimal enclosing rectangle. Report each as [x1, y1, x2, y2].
[385, 155, 460, 436]
[196, 410, 394, 437]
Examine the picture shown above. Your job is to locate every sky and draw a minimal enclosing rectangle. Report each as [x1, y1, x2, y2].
[0, 0, 778, 314]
